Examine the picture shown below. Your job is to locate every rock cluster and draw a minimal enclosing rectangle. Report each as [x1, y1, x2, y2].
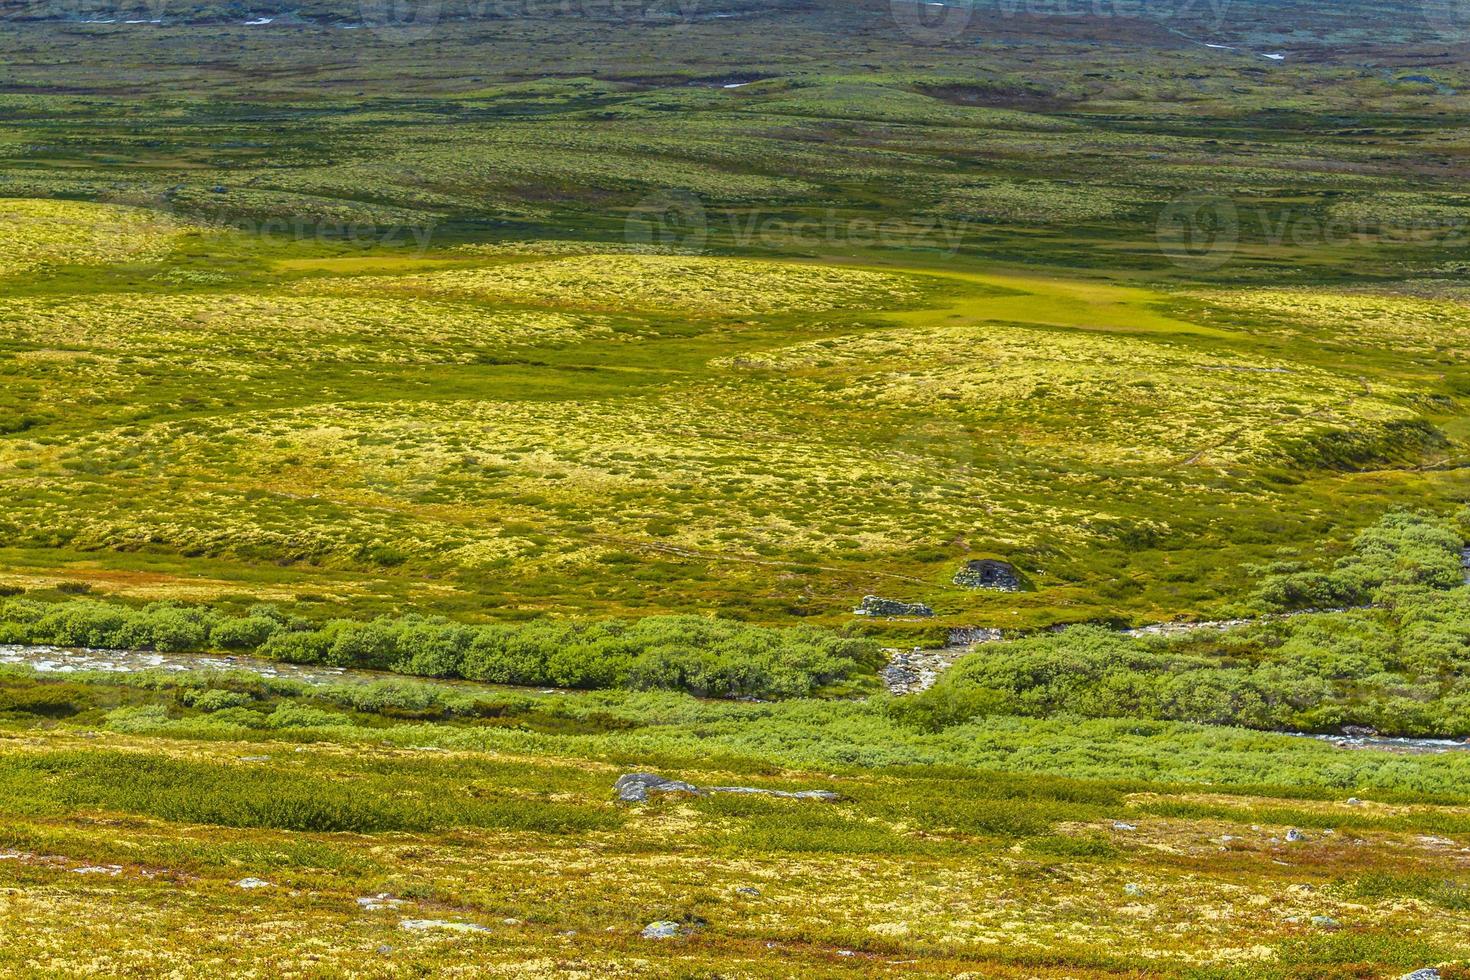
[952, 559, 1021, 591]
[882, 628, 1004, 695]
[853, 595, 934, 617]
[947, 626, 1003, 647]
[614, 772, 840, 803]
[880, 647, 972, 695]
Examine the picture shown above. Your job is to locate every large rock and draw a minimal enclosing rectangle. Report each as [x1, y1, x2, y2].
[614, 773, 701, 803]
[854, 595, 934, 617]
[706, 786, 841, 801]
[615, 772, 840, 804]
[952, 559, 1021, 592]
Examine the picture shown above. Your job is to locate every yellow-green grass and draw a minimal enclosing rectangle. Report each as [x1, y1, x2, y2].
[0, 201, 1464, 631]
[0, 722, 1468, 978]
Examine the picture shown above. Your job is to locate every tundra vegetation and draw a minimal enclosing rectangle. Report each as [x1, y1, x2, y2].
[1, 1, 1469, 974]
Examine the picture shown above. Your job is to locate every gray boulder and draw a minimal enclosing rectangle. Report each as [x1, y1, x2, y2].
[1400, 970, 1440, 980]
[707, 786, 840, 801]
[615, 773, 702, 803]
[854, 595, 934, 617]
[615, 773, 840, 804]
[952, 559, 1022, 592]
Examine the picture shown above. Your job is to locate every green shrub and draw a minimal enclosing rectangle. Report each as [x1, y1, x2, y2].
[182, 689, 254, 712]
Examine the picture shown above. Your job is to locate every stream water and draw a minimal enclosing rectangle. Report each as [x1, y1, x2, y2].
[5, 638, 1470, 753]
[2, 644, 388, 687]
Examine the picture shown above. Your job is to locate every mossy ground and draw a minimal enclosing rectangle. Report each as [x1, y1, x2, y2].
[3, 8, 1470, 973]
[2, 710, 1470, 978]
[0, 203, 1464, 638]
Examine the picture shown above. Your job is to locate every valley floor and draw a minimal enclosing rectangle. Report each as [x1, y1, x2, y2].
[2, 725, 1469, 979]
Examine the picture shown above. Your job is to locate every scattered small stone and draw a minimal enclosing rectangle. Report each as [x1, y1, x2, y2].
[1285, 828, 1305, 842]
[736, 886, 761, 897]
[1400, 969, 1441, 980]
[238, 755, 270, 762]
[1112, 822, 1137, 832]
[357, 894, 406, 911]
[641, 921, 685, 940]
[502, 918, 521, 925]
[400, 919, 490, 934]
[1346, 797, 1362, 806]
[837, 950, 855, 957]
[234, 877, 271, 889]
[1123, 883, 1145, 897]
[375, 945, 393, 955]
[1310, 915, 1340, 930]
[73, 865, 122, 876]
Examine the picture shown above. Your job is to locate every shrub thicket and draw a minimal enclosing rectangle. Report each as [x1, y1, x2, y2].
[0, 600, 877, 699]
[897, 508, 1469, 736]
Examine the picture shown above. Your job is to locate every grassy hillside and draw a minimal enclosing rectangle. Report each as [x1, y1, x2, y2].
[2, 4, 1470, 975]
[0, 199, 1465, 637]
